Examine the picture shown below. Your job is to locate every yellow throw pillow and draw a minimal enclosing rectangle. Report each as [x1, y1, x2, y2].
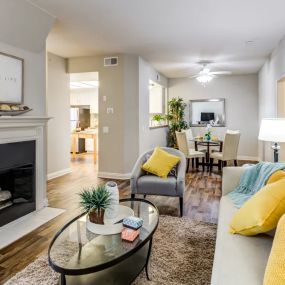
[263, 214, 285, 285]
[266, 170, 285, 185]
[142, 147, 181, 178]
[229, 179, 285, 236]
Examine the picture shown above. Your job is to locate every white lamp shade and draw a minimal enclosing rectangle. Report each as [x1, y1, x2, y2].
[258, 118, 285, 142]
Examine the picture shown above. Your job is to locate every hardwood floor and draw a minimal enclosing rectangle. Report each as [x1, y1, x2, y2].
[0, 154, 246, 283]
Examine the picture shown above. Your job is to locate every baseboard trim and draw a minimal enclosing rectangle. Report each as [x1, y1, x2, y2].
[47, 168, 72, 181]
[97, 172, 131, 180]
[237, 155, 259, 161]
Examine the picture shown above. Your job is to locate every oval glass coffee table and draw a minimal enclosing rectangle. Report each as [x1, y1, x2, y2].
[48, 198, 159, 285]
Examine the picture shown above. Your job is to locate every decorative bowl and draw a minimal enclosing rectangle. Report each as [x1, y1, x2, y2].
[0, 108, 32, 116]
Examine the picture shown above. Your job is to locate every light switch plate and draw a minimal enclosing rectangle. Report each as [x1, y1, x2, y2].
[103, 96, 107, 102]
[107, 107, 114, 114]
[103, 126, 109, 133]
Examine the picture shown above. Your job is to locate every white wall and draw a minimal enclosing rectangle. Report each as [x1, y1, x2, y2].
[168, 75, 259, 160]
[47, 53, 71, 179]
[123, 55, 139, 173]
[68, 55, 129, 175]
[258, 37, 285, 161]
[139, 57, 168, 154]
[67, 55, 167, 177]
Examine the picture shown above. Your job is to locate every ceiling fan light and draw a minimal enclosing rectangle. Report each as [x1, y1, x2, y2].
[197, 74, 213, 84]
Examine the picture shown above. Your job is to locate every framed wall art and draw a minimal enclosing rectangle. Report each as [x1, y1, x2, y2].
[0, 52, 23, 104]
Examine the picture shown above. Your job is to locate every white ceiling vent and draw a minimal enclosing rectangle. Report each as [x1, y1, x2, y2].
[104, 57, 119, 67]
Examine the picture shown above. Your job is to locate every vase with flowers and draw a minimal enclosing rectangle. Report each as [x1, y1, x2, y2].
[204, 124, 212, 141]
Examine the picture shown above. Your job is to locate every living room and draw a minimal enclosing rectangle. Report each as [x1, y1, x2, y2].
[1, 0, 285, 284]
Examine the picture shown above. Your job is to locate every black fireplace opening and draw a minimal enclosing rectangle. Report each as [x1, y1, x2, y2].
[0, 140, 36, 227]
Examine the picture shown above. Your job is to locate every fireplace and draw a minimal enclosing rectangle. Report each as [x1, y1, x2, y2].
[0, 140, 36, 227]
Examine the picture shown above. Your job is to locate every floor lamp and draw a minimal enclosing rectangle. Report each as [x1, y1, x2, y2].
[258, 118, 285, 162]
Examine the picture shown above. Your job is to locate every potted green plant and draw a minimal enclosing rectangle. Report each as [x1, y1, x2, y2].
[166, 97, 188, 147]
[79, 185, 111, 224]
[152, 114, 165, 126]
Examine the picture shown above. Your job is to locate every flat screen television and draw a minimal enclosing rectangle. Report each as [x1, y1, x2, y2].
[201, 112, 215, 122]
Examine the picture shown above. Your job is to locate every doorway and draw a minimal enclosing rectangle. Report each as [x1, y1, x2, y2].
[69, 72, 99, 165]
[277, 77, 285, 161]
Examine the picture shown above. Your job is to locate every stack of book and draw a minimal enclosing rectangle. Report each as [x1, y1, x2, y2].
[121, 216, 143, 242]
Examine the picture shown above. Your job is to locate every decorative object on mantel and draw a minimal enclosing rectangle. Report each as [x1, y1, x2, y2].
[0, 52, 31, 116]
[0, 52, 24, 104]
[104, 181, 119, 219]
[79, 185, 111, 225]
[0, 104, 32, 116]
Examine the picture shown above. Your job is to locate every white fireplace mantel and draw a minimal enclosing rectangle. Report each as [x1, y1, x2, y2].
[0, 116, 51, 128]
[0, 116, 51, 210]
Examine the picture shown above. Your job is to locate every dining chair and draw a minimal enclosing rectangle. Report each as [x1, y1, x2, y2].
[209, 130, 240, 171]
[182, 128, 207, 152]
[182, 128, 194, 147]
[175, 131, 205, 171]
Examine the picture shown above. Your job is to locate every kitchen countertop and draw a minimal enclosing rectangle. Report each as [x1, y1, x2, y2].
[71, 130, 97, 135]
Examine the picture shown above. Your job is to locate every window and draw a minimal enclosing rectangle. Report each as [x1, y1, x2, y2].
[149, 80, 167, 127]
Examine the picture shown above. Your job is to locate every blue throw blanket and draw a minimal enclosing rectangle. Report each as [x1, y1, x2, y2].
[228, 162, 285, 208]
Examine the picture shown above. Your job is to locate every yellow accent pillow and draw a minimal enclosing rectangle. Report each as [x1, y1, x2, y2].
[263, 214, 285, 285]
[266, 170, 285, 185]
[229, 179, 285, 236]
[142, 147, 181, 178]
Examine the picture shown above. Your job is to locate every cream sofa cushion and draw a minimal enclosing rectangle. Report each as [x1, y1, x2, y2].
[211, 196, 273, 285]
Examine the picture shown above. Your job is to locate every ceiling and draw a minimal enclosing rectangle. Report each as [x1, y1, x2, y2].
[28, 0, 285, 78]
[0, 0, 54, 52]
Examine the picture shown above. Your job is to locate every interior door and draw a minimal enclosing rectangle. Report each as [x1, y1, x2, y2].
[277, 78, 285, 161]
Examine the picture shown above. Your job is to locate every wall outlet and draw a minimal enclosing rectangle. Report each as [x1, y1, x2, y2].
[103, 126, 109, 133]
[107, 107, 114, 114]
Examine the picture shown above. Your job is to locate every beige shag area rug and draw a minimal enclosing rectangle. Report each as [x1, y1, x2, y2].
[5, 216, 217, 285]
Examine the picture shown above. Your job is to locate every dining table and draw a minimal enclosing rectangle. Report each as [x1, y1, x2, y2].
[193, 138, 223, 170]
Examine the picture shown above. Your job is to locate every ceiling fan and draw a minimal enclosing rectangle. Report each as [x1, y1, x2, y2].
[191, 62, 232, 85]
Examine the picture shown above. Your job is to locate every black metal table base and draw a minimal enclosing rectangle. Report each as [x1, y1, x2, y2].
[58, 241, 152, 285]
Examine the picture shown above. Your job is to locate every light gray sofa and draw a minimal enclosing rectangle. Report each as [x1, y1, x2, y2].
[211, 167, 273, 285]
[130, 147, 186, 216]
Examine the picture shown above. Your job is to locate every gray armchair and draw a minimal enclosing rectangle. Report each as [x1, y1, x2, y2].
[130, 147, 186, 216]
